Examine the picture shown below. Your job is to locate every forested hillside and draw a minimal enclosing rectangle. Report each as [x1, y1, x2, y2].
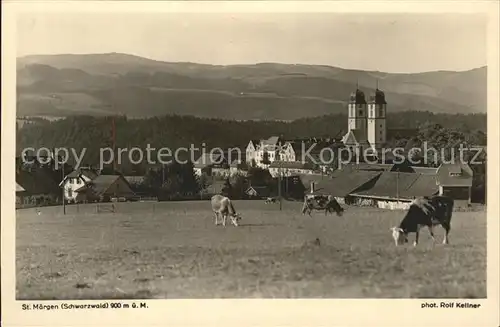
[17, 111, 487, 170]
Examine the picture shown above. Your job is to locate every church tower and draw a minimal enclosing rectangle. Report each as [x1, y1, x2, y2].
[347, 85, 367, 141]
[367, 82, 387, 151]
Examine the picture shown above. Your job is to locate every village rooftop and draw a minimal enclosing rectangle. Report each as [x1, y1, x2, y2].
[20, 141, 486, 170]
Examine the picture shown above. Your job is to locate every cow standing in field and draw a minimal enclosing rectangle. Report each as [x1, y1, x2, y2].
[302, 194, 344, 217]
[211, 194, 242, 227]
[390, 196, 454, 246]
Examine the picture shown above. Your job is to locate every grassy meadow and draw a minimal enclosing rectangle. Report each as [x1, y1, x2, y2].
[16, 200, 487, 299]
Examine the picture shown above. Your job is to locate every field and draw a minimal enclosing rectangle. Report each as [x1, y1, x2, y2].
[16, 200, 487, 299]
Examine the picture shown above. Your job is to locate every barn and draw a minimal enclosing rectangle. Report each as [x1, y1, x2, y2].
[436, 163, 473, 207]
[73, 175, 135, 203]
[306, 170, 382, 204]
[350, 171, 439, 209]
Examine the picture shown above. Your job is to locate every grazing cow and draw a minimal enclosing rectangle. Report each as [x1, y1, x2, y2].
[302, 194, 344, 217]
[211, 194, 242, 227]
[264, 197, 278, 204]
[390, 196, 454, 246]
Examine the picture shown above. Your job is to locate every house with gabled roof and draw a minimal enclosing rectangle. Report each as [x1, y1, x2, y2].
[279, 141, 303, 162]
[245, 136, 284, 168]
[299, 173, 325, 187]
[246, 135, 344, 171]
[245, 185, 271, 199]
[245, 139, 261, 167]
[436, 163, 473, 206]
[349, 171, 441, 209]
[329, 163, 475, 209]
[350, 172, 416, 199]
[400, 173, 439, 199]
[73, 174, 135, 203]
[59, 167, 100, 203]
[307, 170, 382, 204]
[410, 166, 439, 175]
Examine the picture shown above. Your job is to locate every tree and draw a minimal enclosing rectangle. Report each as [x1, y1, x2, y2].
[100, 165, 121, 175]
[198, 172, 211, 192]
[130, 162, 145, 176]
[469, 149, 486, 203]
[180, 161, 200, 194]
[229, 173, 247, 199]
[221, 178, 232, 197]
[282, 175, 306, 200]
[143, 168, 162, 191]
[469, 130, 487, 145]
[162, 175, 182, 195]
[407, 148, 425, 166]
[411, 124, 476, 167]
[247, 167, 273, 187]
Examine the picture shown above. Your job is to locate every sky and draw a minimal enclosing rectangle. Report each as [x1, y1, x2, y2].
[16, 12, 487, 73]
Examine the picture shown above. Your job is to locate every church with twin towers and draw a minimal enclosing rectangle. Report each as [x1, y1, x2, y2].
[342, 82, 388, 153]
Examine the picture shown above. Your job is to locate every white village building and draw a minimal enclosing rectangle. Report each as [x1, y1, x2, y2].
[59, 167, 99, 203]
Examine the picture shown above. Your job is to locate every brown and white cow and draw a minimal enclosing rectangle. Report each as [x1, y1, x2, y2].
[390, 196, 454, 246]
[302, 194, 344, 217]
[211, 194, 242, 227]
[264, 197, 278, 204]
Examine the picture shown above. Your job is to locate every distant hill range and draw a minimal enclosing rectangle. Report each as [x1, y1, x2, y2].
[16, 53, 487, 120]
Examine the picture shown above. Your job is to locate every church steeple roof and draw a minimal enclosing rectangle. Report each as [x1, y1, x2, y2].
[369, 80, 387, 104]
[349, 80, 367, 104]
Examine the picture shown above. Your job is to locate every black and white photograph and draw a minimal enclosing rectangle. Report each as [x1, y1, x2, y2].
[2, 1, 499, 326]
